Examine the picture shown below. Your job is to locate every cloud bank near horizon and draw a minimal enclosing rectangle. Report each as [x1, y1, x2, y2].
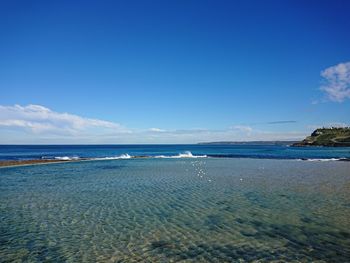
[0, 104, 128, 136]
[0, 104, 310, 144]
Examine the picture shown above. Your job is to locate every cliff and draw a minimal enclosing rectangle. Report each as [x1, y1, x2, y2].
[293, 127, 350, 147]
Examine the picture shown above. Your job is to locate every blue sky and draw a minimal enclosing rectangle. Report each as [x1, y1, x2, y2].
[0, 0, 349, 143]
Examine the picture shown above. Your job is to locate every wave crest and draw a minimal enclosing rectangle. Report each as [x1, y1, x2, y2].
[93, 154, 132, 160]
[301, 158, 340, 162]
[155, 151, 207, 159]
[54, 156, 80, 161]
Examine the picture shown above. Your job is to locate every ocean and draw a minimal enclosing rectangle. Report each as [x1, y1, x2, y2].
[0, 144, 350, 161]
[1, 145, 350, 261]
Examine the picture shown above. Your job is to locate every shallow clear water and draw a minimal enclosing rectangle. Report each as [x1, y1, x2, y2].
[1, 158, 350, 262]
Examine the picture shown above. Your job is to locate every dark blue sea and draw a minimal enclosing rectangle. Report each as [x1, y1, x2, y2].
[0, 144, 350, 160]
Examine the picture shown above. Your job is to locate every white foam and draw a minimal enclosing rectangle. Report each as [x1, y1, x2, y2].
[155, 151, 207, 159]
[93, 154, 132, 160]
[304, 158, 340, 162]
[54, 156, 80, 161]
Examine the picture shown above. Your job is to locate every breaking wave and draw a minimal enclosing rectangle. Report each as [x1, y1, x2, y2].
[41, 154, 348, 162]
[300, 158, 341, 162]
[93, 154, 132, 160]
[43, 154, 133, 161]
[155, 151, 207, 159]
[54, 156, 80, 161]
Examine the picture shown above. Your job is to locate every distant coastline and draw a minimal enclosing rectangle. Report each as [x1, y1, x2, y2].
[198, 141, 298, 146]
[199, 128, 350, 147]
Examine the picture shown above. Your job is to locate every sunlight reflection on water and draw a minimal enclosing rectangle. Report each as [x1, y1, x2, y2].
[1, 158, 350, 262]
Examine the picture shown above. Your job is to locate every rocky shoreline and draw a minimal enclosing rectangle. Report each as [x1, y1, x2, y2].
[1, 156, 350, 168]
[0, 159, 79, 168]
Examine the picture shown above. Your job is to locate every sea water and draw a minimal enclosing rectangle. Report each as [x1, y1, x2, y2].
[0, 144, 350, 160]
[1, 155, 350, 262]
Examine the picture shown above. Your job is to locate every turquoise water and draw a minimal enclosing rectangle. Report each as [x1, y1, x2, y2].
[1, 158, 350, 262]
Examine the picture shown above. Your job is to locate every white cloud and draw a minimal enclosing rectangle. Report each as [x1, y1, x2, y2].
[0, 104, 127, 135]
[0, 104, 309, 144]
[231, 125, 253, 133]
[148, 128, 166, 132]
[320, 61, 350, 102]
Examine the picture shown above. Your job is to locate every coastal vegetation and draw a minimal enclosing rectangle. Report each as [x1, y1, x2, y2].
[293, 127, 350, 147]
